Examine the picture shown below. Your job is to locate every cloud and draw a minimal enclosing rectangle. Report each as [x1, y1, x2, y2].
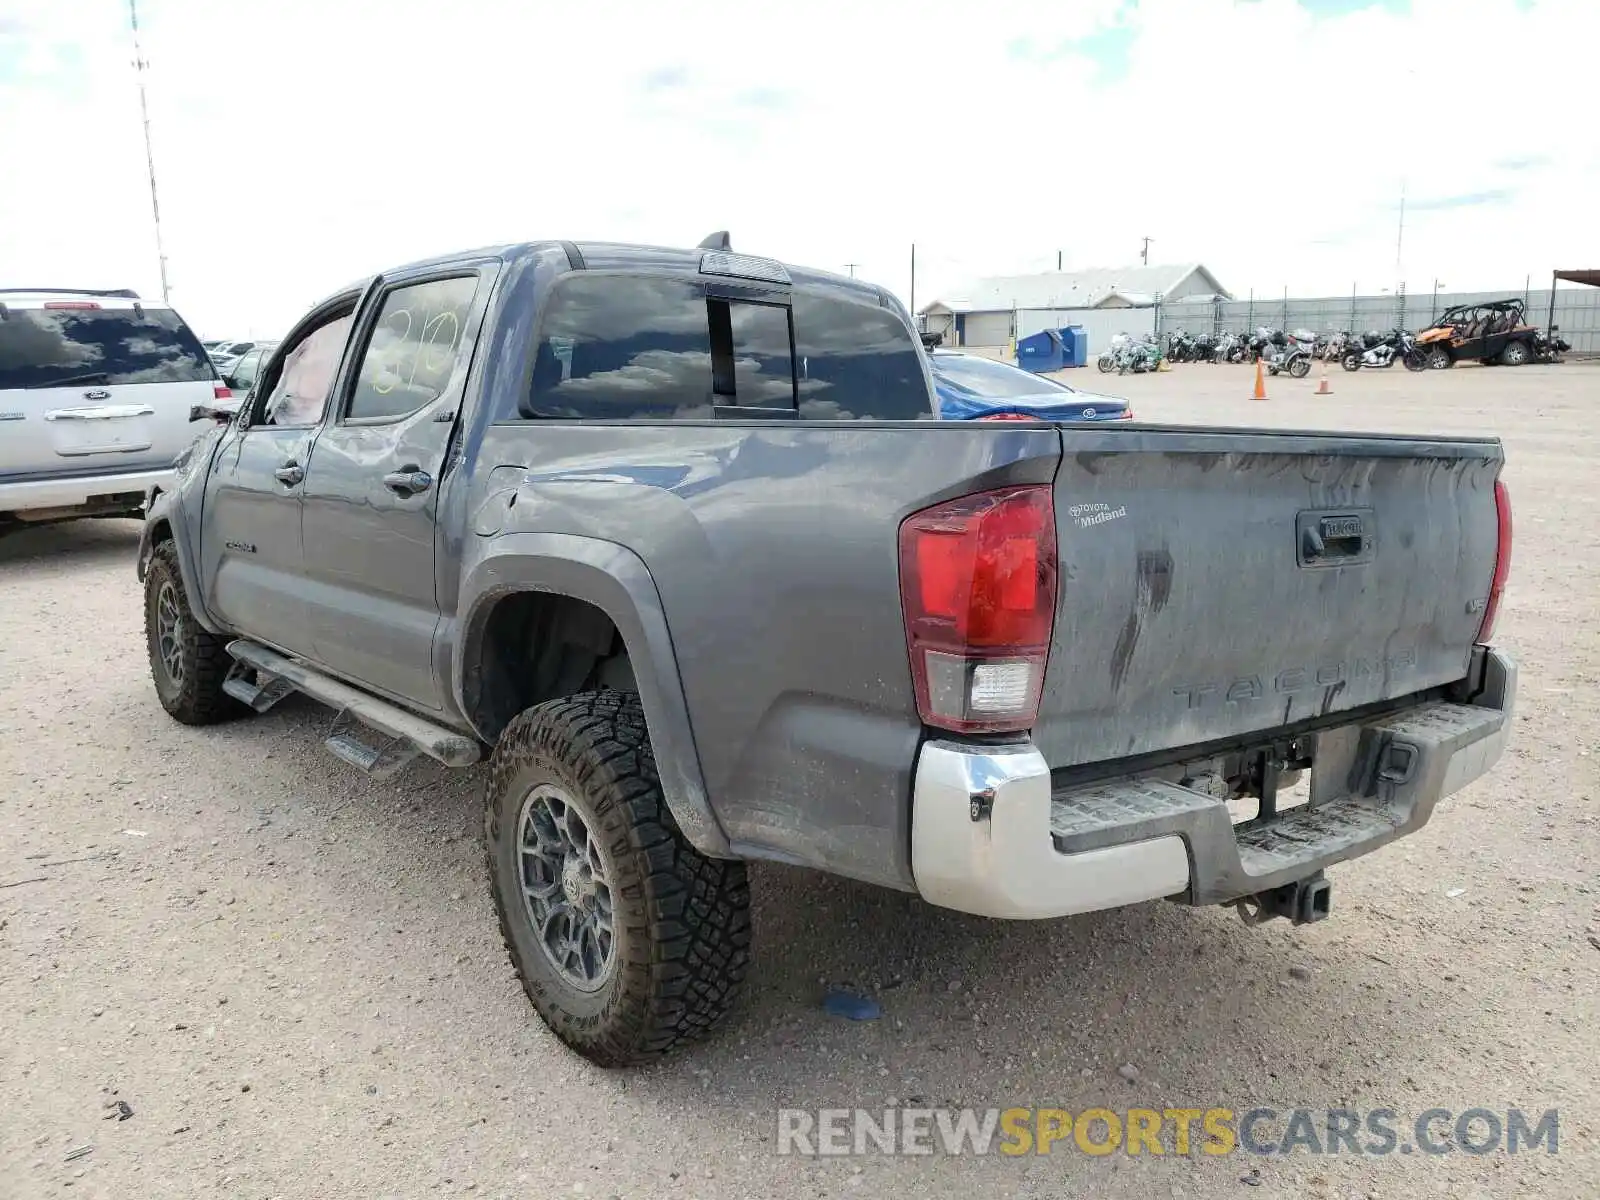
[641, 65, 691, 92]
[1, 0, 1596, 338]
[734, 86, 792, 111]
[1409, 189, 1516, 212]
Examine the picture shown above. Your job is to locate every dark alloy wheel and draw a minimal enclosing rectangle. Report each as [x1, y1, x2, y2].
[485, 691, 751, 1066]
[143, 540, 240, 725]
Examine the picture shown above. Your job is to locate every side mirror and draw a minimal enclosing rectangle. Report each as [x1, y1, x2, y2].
[189, 400, 239, 424]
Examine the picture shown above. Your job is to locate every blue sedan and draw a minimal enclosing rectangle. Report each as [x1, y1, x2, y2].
[928, 350, 1133, 422]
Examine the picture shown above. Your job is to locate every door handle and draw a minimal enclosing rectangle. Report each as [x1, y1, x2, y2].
[382, 468, 434, 496]
[274, 462, 304, 486]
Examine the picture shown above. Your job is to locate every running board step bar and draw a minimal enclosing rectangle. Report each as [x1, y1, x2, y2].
[325, 710, 425, 780]
[225, 640, 482, 771]
[222, 661, 296, 713]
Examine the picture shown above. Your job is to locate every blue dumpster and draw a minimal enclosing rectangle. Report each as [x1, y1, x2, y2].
[1015, 329, 1065, 372]
[1058, 325, 1087, 367]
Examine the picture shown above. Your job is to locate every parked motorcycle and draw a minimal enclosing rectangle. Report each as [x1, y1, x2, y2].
[1247, 327, 1285, 363]
[1210, 331, 1248, 363]
[1097, 332, 1162, 374]
[1165, 329, 1199, 363]
[1265, 332, 1316, 379]
[1321, 332, 1357, 362]
[1340, 329, 1426, 372]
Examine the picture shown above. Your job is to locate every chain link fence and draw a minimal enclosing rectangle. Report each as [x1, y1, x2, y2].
[1154, 286, 1599, 356]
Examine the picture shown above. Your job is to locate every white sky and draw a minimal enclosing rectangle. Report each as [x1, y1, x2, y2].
[2, 0, 1595, 337]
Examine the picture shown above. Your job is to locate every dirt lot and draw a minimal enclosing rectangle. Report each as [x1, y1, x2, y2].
[2, 362, 1596, 1199]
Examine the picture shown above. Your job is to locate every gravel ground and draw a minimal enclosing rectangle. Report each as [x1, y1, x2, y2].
[2, 362, 1596, 1199]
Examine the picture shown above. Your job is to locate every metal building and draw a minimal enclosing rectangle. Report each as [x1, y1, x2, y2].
[919, 263, 1231, 350]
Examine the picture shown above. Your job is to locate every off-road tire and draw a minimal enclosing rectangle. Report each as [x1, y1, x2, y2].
[144, 540, 240, 725]
[1426, 346, 1452, 370]
[485, 691, 751, 1066]
[1498, 339, 1530, 366]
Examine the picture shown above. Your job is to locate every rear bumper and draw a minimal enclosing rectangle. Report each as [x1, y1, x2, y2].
[910, 648, 1516, 919]
[0, 468, 171, 516]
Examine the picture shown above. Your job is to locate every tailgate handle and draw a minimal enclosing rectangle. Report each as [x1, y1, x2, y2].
[1300, 513, 1368, 564]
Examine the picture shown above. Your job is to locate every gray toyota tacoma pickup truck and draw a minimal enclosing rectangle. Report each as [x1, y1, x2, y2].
[138, 235, 1516, 1066]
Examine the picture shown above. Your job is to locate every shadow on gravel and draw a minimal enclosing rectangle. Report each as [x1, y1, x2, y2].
[75, 668, 1413, 1143]
[0, 518, 142, 568]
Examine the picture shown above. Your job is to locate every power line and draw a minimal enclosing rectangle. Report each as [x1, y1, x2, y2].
[128, 0, 170, 303]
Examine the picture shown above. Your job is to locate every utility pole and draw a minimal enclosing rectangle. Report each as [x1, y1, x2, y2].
[128, 0, 170, 303]
[909, 244, 915, 316]
[1057, 250, 1063, 271]
[843, 263, 860, 278]
[1140, 236, 1152, 266]
[1394, 178, 1406, 275]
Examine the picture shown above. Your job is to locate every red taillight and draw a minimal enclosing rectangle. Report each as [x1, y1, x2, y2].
[1117, 407, 1134, 420]
[898, 486, 1058, 734]
[1478, 478, 1512, 642]
[43, 300, 100, 309]
[213, 384, 232, 400]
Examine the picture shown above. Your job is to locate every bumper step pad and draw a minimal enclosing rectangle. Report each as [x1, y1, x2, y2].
[1048, 701, 1507, 906]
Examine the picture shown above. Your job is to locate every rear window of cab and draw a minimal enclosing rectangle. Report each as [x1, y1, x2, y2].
[511, 274, 931, 422]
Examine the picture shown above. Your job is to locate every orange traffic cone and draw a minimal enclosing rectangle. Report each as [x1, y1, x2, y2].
[1252, 358, 1267, 400]
[1315, 359, 1332, 395]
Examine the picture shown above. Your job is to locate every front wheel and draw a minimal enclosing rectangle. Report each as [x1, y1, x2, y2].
[1288, 356, 1311, 379]
[1341, 354, 1361, 372]
[485, 691, 751, 1067]
[1097, 355, 1114, 373]
[144, 540, 241, 725]
[1498, 340, 1530, 366]
[1426, 346, 1452, 370]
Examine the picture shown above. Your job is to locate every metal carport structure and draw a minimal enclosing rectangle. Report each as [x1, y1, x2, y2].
[1548, 269, 1600, 330]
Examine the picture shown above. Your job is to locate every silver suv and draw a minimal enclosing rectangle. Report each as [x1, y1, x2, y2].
[0, 288, 225, 530]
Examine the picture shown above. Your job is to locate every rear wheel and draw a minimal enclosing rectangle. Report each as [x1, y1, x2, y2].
[1498, 339, 1530, 366]
[144, 540, 240, 725]
[485, 691, 751, 1066]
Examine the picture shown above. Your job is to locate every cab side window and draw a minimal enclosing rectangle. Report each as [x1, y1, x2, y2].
[345, 275, 480, 422]
[259, 314, 354, 427]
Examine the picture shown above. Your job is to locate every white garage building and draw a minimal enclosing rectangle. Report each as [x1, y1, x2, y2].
[920, 263, 1231, 354]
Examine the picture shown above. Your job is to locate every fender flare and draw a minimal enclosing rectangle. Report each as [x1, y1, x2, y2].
[137, 488, 228, 636]
[454, 533, 732, 858]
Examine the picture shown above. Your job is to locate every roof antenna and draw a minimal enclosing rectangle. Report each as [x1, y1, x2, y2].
[697, 231, 732, 251]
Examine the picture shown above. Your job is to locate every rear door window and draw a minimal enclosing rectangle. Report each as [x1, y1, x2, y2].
[345, 275, 480, 421]
[0, 308, 214, 390]
[522, 276, 713, 420]
[791, 291, 932, 420]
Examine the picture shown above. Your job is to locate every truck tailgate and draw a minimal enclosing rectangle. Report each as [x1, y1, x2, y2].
[1034, 425, 1503, 769]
